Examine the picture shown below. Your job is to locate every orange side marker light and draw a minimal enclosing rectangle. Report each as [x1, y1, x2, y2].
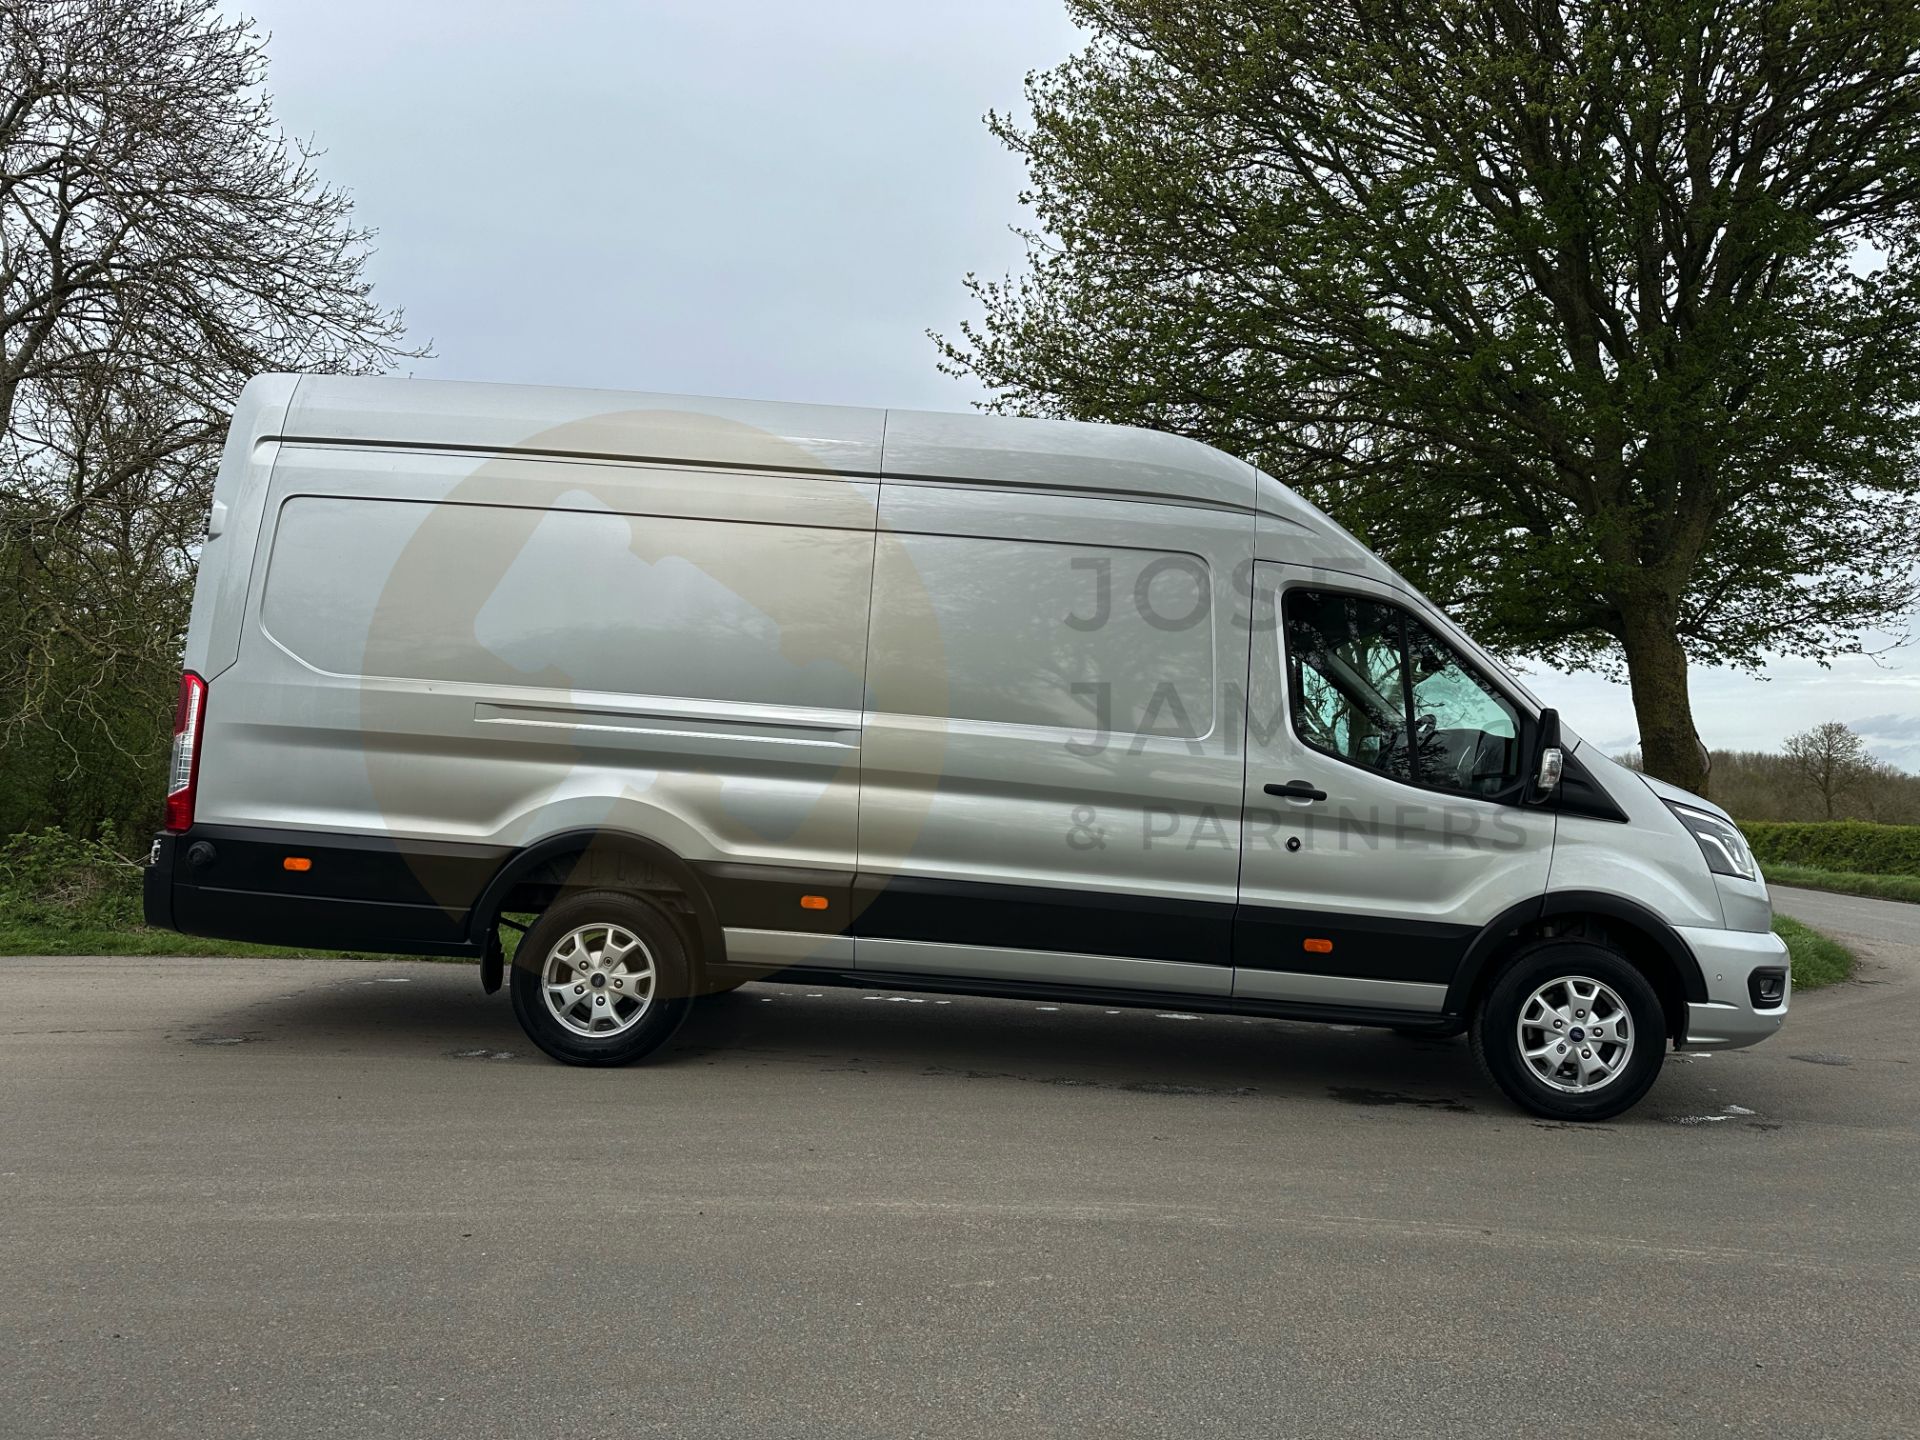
[799, 894, 829, 911]
[1303, 937, 1333, 954]
[283, 856, 313, 872]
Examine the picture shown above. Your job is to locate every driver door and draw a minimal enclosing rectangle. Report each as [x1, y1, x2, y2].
[1233, 564, 1555, 1010]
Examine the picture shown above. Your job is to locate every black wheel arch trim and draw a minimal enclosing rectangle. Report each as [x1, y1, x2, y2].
[1447, 890, 1709, 1014]
[465, 828, 727, 975]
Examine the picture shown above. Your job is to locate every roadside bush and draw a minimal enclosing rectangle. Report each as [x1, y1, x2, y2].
[1740, 820, 1920, 876]
[0, 827, 144, 933]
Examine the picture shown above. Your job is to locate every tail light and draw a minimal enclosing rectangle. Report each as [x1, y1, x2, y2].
[164, 671, 207, 832]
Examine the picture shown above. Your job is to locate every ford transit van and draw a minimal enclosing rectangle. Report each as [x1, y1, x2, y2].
[144, 374, 1789, 1119]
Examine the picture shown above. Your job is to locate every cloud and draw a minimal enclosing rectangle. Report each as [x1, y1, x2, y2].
[1850, 713, 1920, 741]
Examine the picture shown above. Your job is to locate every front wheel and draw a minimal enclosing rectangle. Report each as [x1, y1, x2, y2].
[509, 889, 694, 1066]
[1470, 939, 1666, 1120]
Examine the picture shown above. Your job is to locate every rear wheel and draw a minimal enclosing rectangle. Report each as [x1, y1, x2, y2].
[509, 889, 694, 1066]
[1470, 938, 1666, 1120]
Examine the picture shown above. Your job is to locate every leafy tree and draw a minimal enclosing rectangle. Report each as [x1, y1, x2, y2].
[1781, 720, 1872, 820]
[0, 0, 423, 838]
[937, 0, 1920, 793]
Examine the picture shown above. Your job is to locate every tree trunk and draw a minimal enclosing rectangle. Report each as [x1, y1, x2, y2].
[1618, 602, 1707, 795]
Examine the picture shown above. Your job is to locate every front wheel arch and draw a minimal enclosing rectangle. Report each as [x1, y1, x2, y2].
[1451, 895, 1699, 1043]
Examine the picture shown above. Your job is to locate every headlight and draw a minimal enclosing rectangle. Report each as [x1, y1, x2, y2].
[1666, 802, 1756, 881]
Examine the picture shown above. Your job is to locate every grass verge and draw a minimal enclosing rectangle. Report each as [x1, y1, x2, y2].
[1771, 914, 1855, 990]
[1763, 861, 1920, 905]
[0, 923, 451, 960]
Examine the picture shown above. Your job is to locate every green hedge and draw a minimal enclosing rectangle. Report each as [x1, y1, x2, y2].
[1740, 820, 1920, 877]
[0, 826, 145, 931]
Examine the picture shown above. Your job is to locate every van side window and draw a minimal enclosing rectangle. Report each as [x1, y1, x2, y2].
[1283, 589, 1522, 796]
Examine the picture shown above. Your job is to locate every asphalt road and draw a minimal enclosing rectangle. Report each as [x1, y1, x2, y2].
[4, 899, 1917, 1439]
[1770, 883, 1920, 946]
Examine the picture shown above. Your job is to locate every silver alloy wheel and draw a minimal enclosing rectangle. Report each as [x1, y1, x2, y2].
[540, 922, 656, 1038]
[1516, 974, 1635, 1093]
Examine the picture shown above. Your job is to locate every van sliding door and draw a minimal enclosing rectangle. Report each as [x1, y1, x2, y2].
[853, 483, 1255, 992]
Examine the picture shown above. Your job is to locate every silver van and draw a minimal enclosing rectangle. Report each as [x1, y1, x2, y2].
[144, 374, 1789, 1119]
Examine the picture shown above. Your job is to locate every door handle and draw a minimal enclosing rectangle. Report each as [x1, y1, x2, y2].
[1264, 780, 1328, 802]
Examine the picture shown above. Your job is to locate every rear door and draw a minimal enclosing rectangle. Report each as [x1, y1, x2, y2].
[1234, 564, 1554, 1011]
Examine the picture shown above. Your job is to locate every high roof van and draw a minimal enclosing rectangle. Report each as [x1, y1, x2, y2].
[144, 374, 1789, 1119]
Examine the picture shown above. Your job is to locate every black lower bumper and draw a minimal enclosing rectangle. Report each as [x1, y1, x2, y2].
[144, 826, 506, 957]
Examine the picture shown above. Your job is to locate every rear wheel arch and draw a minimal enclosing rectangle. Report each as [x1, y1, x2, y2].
[467, 828, 725, 982]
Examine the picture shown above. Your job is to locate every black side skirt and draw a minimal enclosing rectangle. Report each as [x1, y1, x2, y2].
[718, 964, 1445, 1031]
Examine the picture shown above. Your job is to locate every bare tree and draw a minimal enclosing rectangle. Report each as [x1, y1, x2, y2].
[0, 0, 424, 833]
[1781, 722, 1872, 822]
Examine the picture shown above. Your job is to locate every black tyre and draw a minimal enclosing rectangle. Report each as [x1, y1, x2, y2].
[509, 889, 694, 1066]
[1470, 938, 1666, 1121]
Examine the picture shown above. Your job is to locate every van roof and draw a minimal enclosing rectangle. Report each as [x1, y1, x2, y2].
[274, 374, 1259, 511]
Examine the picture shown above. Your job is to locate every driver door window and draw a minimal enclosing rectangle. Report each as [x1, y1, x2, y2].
[1284, 588, 1522, 797]
[1283, 591, 1414, 782]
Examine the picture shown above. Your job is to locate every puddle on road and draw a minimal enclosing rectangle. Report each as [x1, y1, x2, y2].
[1530, 1121, 1618, 1133]
[1327, 1086, 1474, 1114]
[920, 1065, 1256, 1097]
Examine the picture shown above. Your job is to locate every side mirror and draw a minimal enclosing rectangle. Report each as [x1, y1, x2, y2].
[1529, 708, 1563, 802]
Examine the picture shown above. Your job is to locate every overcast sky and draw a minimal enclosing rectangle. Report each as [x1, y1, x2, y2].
[240, 0, 1920, 769]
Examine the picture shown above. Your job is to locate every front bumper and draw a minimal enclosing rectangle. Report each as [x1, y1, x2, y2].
[1676, 924, 1791, 1049]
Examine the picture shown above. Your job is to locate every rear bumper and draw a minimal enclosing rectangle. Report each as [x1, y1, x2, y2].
[1675, 925, 1791, 1050]
[144, 826, 500, 956]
